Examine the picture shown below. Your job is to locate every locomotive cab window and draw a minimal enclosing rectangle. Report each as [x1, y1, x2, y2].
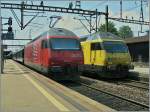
[41, 40, 48, 48]
[91, 42, 102, 50]
[50, 38, 80, 50]
[103, 41, 128, 53]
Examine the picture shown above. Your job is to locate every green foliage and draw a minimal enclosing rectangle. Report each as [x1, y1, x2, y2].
[118, 25, 133, 38]
[99, 21, 118, 35]
[99, 21, 133, 38]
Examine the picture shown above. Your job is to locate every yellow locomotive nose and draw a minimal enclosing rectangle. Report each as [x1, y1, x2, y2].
[106, 53, 131, 65]
[104, 52, 132, 71]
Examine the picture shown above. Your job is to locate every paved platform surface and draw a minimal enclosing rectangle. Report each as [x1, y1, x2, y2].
[0, 60, 114, 112]
[129, 67, 149, 78]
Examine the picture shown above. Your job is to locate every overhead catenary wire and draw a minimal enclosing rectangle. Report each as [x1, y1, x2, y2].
[90, 1, 108, 10]
[111, 2, 147, 18]
[73, 1, 108, 31]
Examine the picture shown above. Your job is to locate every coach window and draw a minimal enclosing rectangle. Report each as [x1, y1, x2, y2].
[91, 43, 102, 50]
[42, 40, 48, 48]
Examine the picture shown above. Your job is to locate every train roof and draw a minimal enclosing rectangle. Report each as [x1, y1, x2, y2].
[48, 28, 77, 37]
[80, 32, 122, 42]
[27, 28, 77, 45]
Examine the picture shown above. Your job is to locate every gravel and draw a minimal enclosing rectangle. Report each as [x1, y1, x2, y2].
[80, 76, 149, 105]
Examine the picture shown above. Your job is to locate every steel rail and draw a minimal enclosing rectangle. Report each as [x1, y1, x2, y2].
[117, 82, 149, 90]
[125, 79, 149, 84]
[81, 76, 149, 90]
[116, 79, 149, 90]
[79, 82, 149, 109]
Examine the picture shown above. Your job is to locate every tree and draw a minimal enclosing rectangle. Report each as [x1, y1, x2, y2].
[99, 21, 118, 35]
[119, 25, 133, 38]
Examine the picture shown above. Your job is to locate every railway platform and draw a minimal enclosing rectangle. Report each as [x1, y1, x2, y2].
[0, 60, 114, 112]
[130, 67, 149, 76]
[128, 66, 149, 81]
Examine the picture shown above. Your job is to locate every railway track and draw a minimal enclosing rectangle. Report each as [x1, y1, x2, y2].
[117, 79, 149, 90]
[128, 80, 149, 84]
[63, 81, 149, 111]
[81, 74, 149, 90]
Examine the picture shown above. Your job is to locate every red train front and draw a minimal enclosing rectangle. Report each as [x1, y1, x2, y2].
[24, 28, 83, 80]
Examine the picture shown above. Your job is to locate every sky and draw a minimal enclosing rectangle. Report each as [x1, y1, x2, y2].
[1, 0, 149, 51]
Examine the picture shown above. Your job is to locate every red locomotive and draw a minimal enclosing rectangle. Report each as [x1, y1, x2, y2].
[14, 28, 83, 80]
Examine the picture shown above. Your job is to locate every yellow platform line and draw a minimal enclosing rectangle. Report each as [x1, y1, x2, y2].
[13, 62, 70, 111]
[23, 74, 70, 111]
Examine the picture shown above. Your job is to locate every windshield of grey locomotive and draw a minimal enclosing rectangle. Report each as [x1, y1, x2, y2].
[103, 41, 128, 53]
[50, 38, 80, 50]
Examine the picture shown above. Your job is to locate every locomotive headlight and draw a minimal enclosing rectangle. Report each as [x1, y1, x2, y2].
[107, 58, 113, 65]
[107, 58, 112, 62]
